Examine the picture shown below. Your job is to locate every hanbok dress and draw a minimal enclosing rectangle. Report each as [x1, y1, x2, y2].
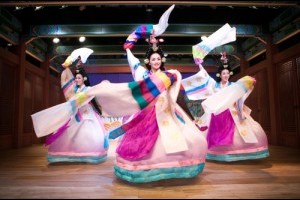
[33, 68, 109, 164]
[181, 24, 269, 162]
[108, 66, 208, 183]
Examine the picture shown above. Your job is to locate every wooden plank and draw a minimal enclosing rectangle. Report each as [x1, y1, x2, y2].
[0, 141, 299, 198]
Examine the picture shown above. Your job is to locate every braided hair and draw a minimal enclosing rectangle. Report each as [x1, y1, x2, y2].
[74, 67, 102, 116]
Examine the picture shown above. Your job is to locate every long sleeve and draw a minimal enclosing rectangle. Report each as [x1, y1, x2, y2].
[192, 23, 236, 65]
[126, 48, 147, 81]
[123, 24, 153, 50]
[61, 68, 76, 100]
[31, 71, 177, 138]
[201, 76, 256, 115]
[182, 23, 236, 101]
[236, 83, 254, 120]
[123, 4, 175, 50]
[181, 65, 216, 100]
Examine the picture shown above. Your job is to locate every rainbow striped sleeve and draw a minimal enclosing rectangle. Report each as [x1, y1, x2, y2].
[192, 43, 211, 65]
[129, 71, 177, 109]
[123, 24, 153, 49]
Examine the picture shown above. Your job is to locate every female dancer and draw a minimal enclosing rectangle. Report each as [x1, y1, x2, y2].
[33, 49, 109, 164]
[182, 29, 270, 161]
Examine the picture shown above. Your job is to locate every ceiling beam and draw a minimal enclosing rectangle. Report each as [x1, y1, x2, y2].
[51, 44, 237, 56]
[0, 1, 297, 7]
[0, 7, 22, 44]
[28, 24, 264, 42]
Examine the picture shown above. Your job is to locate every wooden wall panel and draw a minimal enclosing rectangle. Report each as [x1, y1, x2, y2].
[23, 72, 33, 146]
[0, 60, 17, 149]
[276, 58, 300, 147]
[259, 70, 271, 132]
[22, 133, 33, 147]
[49, 82, 63, 107]
[32, 76, 45, 144]
[0, 135, 13, 150]
[246, 69, 271, 139]
[297, 57, 300, 87]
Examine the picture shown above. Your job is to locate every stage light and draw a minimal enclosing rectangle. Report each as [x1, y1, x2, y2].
[53, 38, 60, 44]
[79, 36, 86, 43]
[15, 6, 24, 11]
[35, 6, 43, 11]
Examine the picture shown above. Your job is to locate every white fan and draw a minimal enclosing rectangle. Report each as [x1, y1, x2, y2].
[68, 47, 94, 63]
[62, 47, 94, 68]
[153, 4, 175, 36]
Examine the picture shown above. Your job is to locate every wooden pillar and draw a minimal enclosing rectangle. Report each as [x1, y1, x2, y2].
[35, 56, 50, 144]
[42, 56, 50, 108]
[265, 35, 278, 145]
[239, 55, 248, 76]
[16, 42, 26, 148]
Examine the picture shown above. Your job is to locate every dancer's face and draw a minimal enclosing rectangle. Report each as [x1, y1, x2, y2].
[75, 74, 85, 86]
[149, 53, 162, 72]
[220, 69, 230, 82]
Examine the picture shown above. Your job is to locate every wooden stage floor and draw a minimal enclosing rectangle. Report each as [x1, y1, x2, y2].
[0, 140, 299, 199]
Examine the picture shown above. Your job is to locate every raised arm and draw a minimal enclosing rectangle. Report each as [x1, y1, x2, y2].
[60, 57, 77, 101]
[60, 48, 94, 100]
[61, 67, 74, 88]
[124, 5, 175, 81]
[126, 48, 147, 81]
[123, 4, 175, 50]
[192, 23, 236, 67]
[182, 23, 236, 101]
